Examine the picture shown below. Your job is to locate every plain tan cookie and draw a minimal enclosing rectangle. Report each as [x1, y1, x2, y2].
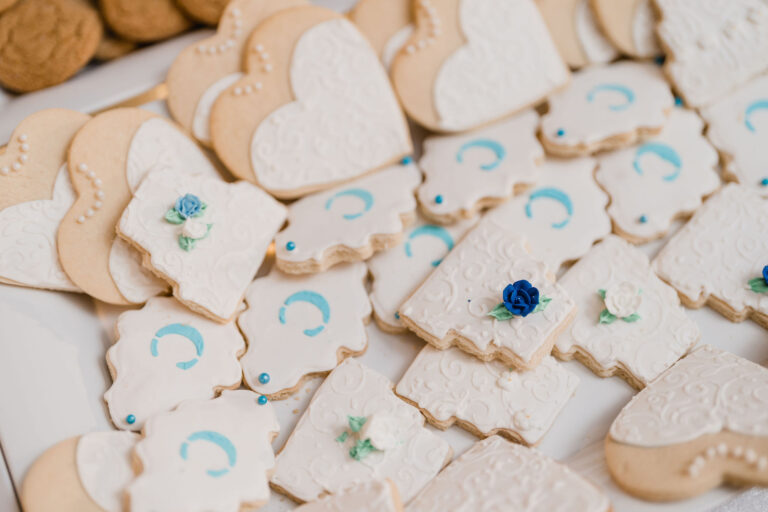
[94, 32, 136, 61]
[99, 0, 192, 43]
[0, 0, 102, 92]
[176, 0, 228, 25]
[0, 0, 18, 14]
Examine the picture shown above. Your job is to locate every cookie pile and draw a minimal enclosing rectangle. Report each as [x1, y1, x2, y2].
[4, 0, 768, 510]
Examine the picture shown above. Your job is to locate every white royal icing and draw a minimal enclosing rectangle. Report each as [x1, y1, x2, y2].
[105, 296, 245, 430]
[399, 222, 576, 368]
[118, 169, 287, 321]
[575, 0, 619, 64]
[129, 390, 279, 512]
[382, 24, 414, 69]
[610, 345, 768, 447]
[433, 0, 569, 131]
[541, 61, 673, 149]
[238, 263, 371, 396]
[396, 346, 578, 445]
[76, 431, 139, 512]
[407, 436, 610, 512]
[249, 17, 410, 194]
[270, 358, 451, 503]
[481, 157, 610, 272]
[295, 480, 399, 512]
[631, 0, 660, 57]
[417, 110, 543, 220]
[555, 236, 700, 387]
[656, 0, 768, 107]
[109, 238, 168, 304]
[595, 108, 720, 240]
[193, 72, 244, 143]
[275, 163, 421, 267]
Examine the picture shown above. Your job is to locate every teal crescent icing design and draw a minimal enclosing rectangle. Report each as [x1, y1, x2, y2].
[455, 138, 506, 171]
[150, 323, 204, 370]
[633, 142, 682, 182]
[525, 187, 574, 229]
[404, 225, 455, 267]
[586, 83, 636, 112]
[745, 99, 768, 132]
[324, 188, 374, 220]
[179, 430, 237, 478]
[278, 290, 331, 337]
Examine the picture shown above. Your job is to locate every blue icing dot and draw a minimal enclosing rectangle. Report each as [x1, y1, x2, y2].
[761, 178, 768, 187]
[126, 414, 136, 425]
[286, 241, 296, 251]
[258, 372, 270, 384]
[639, 215, 648, 224]
[400, 156, 414, 165]
[258, 395, 268, 405]
[435, 195, 444, 204]
[394, 312, 400, 320]
[556, 129, 565, 137]
[674, 96, 684, 107]
[654, 55, 665, 66]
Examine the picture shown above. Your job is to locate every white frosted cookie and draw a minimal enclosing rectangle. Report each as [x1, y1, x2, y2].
[238, 263, 371, 399]
[416, 110, 543, 223]
[399, 222, 576, 371]
[295, 480, 402, 512]
[653, 184, 768, 328]
[595, 108, 720, 243]
[270, 358, 452, 503]
[390, 0, 569, 133]
[105, 296, 245, 431]
[128, 390, 279, 512]
[348, 0, 413, 69]
[481, 157, 610, 271]
[606, 345, 768, 501]
[367, 213, 476, 333]
[407, 436, 611, 512]
[554, 235, 699, 389]
[396, 346, 578, 445]
[655, 0, 768, 107]
[540, 61, 674, 156]
[591, 0, 661, 58]
[117, 169, 286, 323]
[275, 162, 421, 274]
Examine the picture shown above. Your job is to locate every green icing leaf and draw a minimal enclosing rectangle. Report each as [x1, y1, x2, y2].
[597, 289, 606, 299]
[165, 208, 185, 224]
[191, 203, 208, 218]
[599, 309, 617, 325]
[348, 415, 367, 433]
[349, 439, 377, 461]
[748, 277, 768, 294]
[335, 431, 349, 443]
[532, 296, 552, 313]
[178, 235, 196, 252]
[487, 303, 515, 321]
[622, 313, 641, 323]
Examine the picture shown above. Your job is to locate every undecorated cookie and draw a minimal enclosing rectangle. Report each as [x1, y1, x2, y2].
[606, 345, 768, 501]
[348, 0, 413, 69]
[591, 0, 661, 58]
[176, 0, 229, 25]
[540, 61, 674, 156]
[295, 480, 402, 512]
[210, 5, 411, 198]
[0, 0, 18, 13]
[99, 0, 192, 43]
[391, 0, 569, 133]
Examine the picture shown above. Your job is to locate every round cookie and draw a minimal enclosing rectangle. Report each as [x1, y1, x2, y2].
[99, 0, 192, 43]
[176, 0, 229, 25]
[0, 0, 18, 14]
[94, 32, 136, 61]
[0, 0, 102, 92]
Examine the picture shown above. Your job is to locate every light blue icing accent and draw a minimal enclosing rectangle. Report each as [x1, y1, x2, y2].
[278, 290, 331, 337]
[150, 323, 204, 370]
[633, 142, 682, 182]
[456, 138, 506, 171]
[258, 395, 268, 405]
[324, 188, 374, 220]
[525, 188, 574, 229]
[745, 99, 768, 132]
[586, 83, 636, 111]
[179, 430, 237, 478]
[404, 225, 454, 267]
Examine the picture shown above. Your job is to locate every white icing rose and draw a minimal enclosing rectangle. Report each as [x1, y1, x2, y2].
[496, 370, 520, 391]
[604, 282, 642, 318]
[360, 413, 399, 451]
[182, 218, 208, 239]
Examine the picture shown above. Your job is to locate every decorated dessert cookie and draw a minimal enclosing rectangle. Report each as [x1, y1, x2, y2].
[22, 431, 138, 512]
[397, 346, 578, 446]
[554, 235, 700, 389]
[128, 390, 279, 512]
[540, 61, 674, 156]
[238, 263, 371, 399]
[105, 296, 245, 431]
[368, 214, 476, 333]
[117, 169, 286, 323]
[210, 5, 412, 198]
[390, 0, 569, 133]
[595, 108, 720, 243]
[399, 222, 576, 371]
[166, 0, 306, 145]
[481, 157, 610, 271]
[606, 345, 768, 501]
[348, 0, 413, 69]
[655, 0, 768, 107]
[270, 358, 452, 503]
[652, 184, 768, 328]
[275, 162, 420, 274]
[295, 480, 402, 512]
[591, 0, 661, 58]
[417, 110, 543, 223]
[408, 436, 611, 511]
[99, 0, 192, 43]
[0, 109, 89, 292]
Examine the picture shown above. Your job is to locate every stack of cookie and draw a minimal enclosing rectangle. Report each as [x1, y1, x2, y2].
[4, 0, 768, 510]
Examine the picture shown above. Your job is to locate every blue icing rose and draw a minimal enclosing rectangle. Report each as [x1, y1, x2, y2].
[763, 265, 768, 285]
[175, 194, 203, 219]
[503, 280, 540, 317]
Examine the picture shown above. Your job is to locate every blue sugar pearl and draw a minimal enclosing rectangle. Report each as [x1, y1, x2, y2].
[400, 156, 414, 165]
[126, 414, 136, 425]
[435, 195, 444, 204]
[761, 178, 768, 187]
[258, 395, 268, 405]
[258, 372, 270, 384]
[654, 55, 665, 66]
[286, 241, 296, 251]
[394, 312, 400, 320]
[674, 96, 684, 107]
[556, 129, 565, 137]
[639, 215, 648, 224]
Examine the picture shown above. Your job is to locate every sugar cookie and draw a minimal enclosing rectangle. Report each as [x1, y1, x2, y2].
[606, 345, 768, 501]
[391, 0, 569, 133]
[118, 168, 286, 323]
[274, 162, 421, 275]
[238, 263, 371, 399]
[210, 5, 412, 198]
[270, 358, 452, 503]
[176, 0, 229, 25]
[99, 0, 192, 43]
[417, 110, 542, 223]
[591, 0, 661, 58]
[105, 296, 245, 431]
[540, 61, 674, 157]
[595, 108, 720, 243]
[295, 480, 402, 512]
[348, 0, 413, 69]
